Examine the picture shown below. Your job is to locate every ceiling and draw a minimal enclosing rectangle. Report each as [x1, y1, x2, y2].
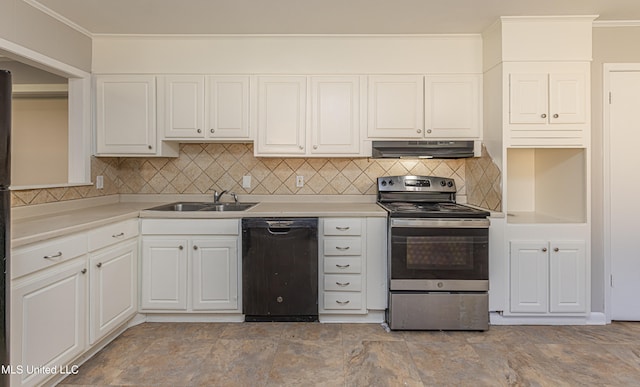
[33, 0, 640, 35]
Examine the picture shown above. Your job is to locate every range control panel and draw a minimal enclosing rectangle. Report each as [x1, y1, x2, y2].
[377, 175, 457, 193]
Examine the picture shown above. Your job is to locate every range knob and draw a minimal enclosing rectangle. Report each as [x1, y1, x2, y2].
[440, 180, 446, 187]
[381, 181, 387, 186]
[447, 181, 454, 187]
[388, 180, 394, 186]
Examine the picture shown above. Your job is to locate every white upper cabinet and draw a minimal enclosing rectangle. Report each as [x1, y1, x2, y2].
[425, 74, 481, 138]
[509, 73, 586, 125]
[206, 76, 250, 139]
[367, 75, 424, 138]
[161, 75, 250, 140]
[96, 75, 158, 155]
[162, 75, 205, 138]
[256, 76, 307, 155]
[310, 76, 361, 155]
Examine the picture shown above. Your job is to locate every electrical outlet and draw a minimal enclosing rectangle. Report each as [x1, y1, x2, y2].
[242, 175, 251, 189]
[296, 175, 304, 187]
[96, 175, 104, 189]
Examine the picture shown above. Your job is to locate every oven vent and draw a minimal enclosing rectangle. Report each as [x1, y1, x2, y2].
[371, 140, 475, 159]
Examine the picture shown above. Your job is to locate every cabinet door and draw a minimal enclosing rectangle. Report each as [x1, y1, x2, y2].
[549, 240, 587, 313]
[509, 241, 548, 313]
[89, 240, 138, 344]
[206, 76, 250, 139]
[509, 74, 548, 124]
[96, 75, 156, 154]
[425, 75, 481, 138]
[11, 259, 87, 387]
[141, 238, 188, 310]
[256, 76, 307, 155]
[310, 76, 360, 155]
[162, 75, 205, 138]
[191, 238, 239, 311]
[548, 73, 586, 124]
[368, 75, 424, 138]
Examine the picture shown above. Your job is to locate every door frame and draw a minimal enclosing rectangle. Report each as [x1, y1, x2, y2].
[602, 63, 640, 322]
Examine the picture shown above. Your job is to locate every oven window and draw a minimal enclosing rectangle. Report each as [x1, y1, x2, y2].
[406, 236, 474, 270]
[391, 227, 488, 280]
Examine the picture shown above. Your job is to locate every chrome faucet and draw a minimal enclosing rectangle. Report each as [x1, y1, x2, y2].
[213, 190, 228, 203]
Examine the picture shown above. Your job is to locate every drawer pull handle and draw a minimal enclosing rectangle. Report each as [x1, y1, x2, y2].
[336, 226, 350, 231]
[112, 232, 125, 238]
[97, 262, 103, 268]
[336, 264, 351, 269]
[335, 246, 350, 251]
[336, 282, 351, 287]
[43, 251, 62, 259]
[336, 300, 350, 305]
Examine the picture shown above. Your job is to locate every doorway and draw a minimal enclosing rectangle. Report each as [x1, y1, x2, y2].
[604, 65, 640, 320]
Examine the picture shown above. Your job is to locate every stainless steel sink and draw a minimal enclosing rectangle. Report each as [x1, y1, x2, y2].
[146, 202, 257, 212]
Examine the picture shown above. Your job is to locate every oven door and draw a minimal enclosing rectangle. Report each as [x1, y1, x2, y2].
[389, 218, 489, 291]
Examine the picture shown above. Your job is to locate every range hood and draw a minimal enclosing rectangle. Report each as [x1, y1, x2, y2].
[371, 140, 475, 159]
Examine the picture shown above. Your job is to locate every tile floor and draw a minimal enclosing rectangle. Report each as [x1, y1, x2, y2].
[59, 321, 640, 386]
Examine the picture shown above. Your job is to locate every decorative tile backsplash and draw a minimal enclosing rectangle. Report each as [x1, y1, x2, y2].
[466, 145, 502, 211]
[11, 143, 501, 212]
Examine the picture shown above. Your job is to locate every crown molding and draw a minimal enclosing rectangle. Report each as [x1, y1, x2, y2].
[593, 20, 640, 28]
[23, 0, 93, 37]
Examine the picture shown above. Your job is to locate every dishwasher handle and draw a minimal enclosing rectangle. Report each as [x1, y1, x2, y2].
[267, 226, 292, 235]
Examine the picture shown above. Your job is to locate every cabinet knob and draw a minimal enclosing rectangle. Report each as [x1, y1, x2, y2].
[553, 114, 559, 119]
[193, 245, 198, 250]
[313, 145, 318, 150]
[554, 247, 560, 252]
[541, 113, 547, 119]
[197, 129, 202, 133]
[179, 245, 184, 250]
[299, 145, 303, 150]
[426, 129, 432, 134]
[210, 129, 215, 134]
[542, 247, 548, 252]
[97, 262, 102, 268]
[81, 268, 87, 274]
[416, 129, 422, 134]
[148, 145, 152, 150]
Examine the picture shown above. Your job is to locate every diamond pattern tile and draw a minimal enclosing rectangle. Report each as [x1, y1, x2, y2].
[10, 143, 501, 210]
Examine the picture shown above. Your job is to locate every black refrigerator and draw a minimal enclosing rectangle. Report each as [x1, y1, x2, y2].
[0, 69, 11, 387]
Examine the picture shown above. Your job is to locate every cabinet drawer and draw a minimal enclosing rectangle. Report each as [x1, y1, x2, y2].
[88, 218, 139, 252]
[323, 218, 362, 236]
[323, 257, 362, 274]
[142, 219, 239, 235]
[324, 274, 362, 291]
[12, 233, 88, 279]
[323, 292, 363, 310]
[323, 237, 362, 256]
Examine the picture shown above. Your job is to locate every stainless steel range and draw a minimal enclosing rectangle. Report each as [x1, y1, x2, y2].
[377, 175, 490, 331]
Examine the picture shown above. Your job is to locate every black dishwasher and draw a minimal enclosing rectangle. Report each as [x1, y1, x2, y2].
[242, 218, 318, 322]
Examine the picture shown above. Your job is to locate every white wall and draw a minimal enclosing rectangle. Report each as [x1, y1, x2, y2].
[92, 35, 482, 74]
[591, 25, 640, 313]
[0, 0, 91, 72]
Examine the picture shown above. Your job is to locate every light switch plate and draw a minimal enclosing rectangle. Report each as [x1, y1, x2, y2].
[242, 175, 251, 189]
[296, 175, 304, 187]
[96, 175, 104, 189]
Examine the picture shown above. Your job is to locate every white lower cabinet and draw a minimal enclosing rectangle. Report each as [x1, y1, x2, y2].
[318, 217, 386, 317]
[140, 219, 241, 313]
[10, 219, 140, 387]
[509, 240, 587, 315]
[89, 240, 138, 344]
[11, 258, 88, 387]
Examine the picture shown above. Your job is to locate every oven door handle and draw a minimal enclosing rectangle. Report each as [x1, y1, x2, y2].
[390, 218, 490, 228]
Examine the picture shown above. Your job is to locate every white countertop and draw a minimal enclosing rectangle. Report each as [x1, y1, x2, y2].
[11, 196, 387, 248]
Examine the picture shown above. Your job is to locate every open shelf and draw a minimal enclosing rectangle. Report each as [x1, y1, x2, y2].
[506, 148, 586, 224]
